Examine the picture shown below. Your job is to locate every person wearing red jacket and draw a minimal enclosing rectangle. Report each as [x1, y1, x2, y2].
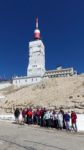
[27, 108, 33, 124]
[71, 111, 77, 132]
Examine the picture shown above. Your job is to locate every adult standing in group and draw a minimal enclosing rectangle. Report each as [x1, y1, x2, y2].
[71, 111, 77, 132]
[19, 108, 24, 125]
[64, 112, 70, 130]
[43, 110, 50, 127]
[14, 108, 20, 124]
[57, 110, 63, 129]
[27, 108, 33, 124]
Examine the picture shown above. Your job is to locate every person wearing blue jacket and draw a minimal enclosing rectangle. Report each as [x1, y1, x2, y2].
[64, 112, 70, 130]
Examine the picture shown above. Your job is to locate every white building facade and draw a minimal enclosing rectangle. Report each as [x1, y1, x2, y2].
[44, 66, 77, 78]
[27, 40, 45, 77]
[13, 76, 42, 87]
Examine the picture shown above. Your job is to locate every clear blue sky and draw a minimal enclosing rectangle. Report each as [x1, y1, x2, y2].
[0, 0, 84, 78]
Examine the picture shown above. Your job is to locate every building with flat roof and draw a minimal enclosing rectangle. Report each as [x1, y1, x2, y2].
[44, 66, 77, 78]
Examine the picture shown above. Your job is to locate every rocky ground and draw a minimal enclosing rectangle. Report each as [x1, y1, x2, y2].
[0, 75, 84, 113]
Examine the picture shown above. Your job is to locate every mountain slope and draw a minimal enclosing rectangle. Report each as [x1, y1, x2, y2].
[0, 75, 84, 113]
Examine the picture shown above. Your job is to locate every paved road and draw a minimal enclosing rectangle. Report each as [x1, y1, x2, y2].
[0, 121, 84, 150]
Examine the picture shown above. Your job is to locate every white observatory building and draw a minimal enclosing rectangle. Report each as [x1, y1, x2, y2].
[27, 18, 45, 77]
[13, 18, 45, 86]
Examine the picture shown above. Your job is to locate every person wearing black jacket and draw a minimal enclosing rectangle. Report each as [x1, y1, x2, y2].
[14, 108, 20, 124]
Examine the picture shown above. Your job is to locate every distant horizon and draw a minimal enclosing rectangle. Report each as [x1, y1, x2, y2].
[0, 0, 84, 78]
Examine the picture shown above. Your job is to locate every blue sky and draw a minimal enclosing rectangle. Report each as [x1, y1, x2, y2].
[0, 0, 84, 78]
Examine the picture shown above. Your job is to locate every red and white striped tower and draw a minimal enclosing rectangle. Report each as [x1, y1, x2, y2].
[34, 17, 40, 39]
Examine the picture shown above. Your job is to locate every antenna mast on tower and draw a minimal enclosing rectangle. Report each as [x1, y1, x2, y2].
[34, 17, 40, 39]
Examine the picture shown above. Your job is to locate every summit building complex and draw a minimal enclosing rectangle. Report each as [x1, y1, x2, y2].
[13, 18, 77, 87]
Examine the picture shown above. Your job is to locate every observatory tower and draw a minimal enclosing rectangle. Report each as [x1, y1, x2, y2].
[27, 18, 45, 77]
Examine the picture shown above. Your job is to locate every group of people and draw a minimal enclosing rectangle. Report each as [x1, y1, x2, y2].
[14, 107, 77, 132]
